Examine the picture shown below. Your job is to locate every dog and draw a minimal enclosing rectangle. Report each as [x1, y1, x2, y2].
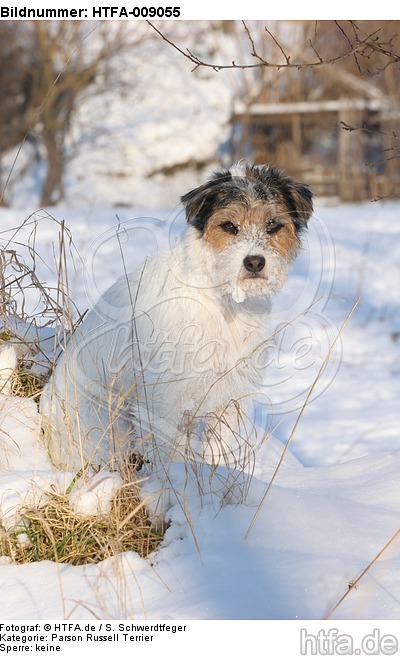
[40, 163, 313, 492]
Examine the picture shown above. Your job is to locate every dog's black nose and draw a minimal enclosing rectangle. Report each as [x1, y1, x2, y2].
[243, 255, 266, 274]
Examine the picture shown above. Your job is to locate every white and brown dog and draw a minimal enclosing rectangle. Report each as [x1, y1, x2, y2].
[40, 163, 313, 483]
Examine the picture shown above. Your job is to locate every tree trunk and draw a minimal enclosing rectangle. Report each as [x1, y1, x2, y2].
[40, 128, 64, 206]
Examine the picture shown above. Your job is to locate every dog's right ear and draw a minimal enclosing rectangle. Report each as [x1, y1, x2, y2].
[181, 170, 231, 231]
[181, 182, 219, 231]
[181, 183, 211, 224]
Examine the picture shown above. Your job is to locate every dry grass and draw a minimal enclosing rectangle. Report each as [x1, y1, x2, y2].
[0, 470, 164, 565]
[11, 366, 46, 400]
[0, 331, 48, 400]
[0, 216, 165, 566]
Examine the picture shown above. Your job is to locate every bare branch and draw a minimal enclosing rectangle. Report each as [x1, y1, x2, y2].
[264, 26, 290, 65]
[243, 20, 268, 64]
[147, 20, 400, 73]
[308, 38, 324, 64]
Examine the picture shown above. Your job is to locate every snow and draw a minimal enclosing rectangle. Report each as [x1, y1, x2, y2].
[1, 197, 399, 622]
[0, 22, 399, 623]
[68, 471, 123, 517]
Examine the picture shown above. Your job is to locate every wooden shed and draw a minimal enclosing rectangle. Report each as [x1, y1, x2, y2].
[230, 88, 400, 202]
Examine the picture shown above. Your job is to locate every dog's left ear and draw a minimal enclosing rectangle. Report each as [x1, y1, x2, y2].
[289, 182, 314, 231]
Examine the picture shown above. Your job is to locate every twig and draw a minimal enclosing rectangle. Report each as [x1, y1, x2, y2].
[325, 526, 400, 619]
[147, 21, 398, 73]
[308, 39, 323, 64]
[265, 26, 290, 65]
[335, 20, 362, 75]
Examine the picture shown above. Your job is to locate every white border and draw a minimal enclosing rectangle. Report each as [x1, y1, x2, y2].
[0, 1, 397, 20]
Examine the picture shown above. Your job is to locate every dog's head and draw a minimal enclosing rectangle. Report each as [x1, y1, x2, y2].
[181, 162, 313, 303]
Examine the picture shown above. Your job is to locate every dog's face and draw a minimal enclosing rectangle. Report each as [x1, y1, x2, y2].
[181, 163, 313, 303]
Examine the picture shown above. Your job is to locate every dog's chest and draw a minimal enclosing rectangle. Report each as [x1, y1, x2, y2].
[98, 255, 270, 417]
[130, 281, 266, 410]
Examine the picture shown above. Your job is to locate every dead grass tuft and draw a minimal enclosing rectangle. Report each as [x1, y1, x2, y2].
[11, 366, 47, 401]
[0, 471, 163, 565]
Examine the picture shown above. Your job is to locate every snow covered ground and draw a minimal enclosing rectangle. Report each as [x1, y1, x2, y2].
[0, 18, 399, 625]
[0, 196, 399, 622]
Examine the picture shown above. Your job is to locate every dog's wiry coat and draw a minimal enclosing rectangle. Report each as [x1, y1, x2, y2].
[40, 163, 313, 479]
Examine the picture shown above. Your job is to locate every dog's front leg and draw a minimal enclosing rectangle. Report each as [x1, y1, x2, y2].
[175, 402, 255, 504]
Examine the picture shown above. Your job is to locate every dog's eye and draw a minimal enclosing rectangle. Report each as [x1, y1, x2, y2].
[266, 220, 284, 235]
[219, 221, 239, 235]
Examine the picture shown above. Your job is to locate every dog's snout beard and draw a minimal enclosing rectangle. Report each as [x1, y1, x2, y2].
[214, 251, 289, 304]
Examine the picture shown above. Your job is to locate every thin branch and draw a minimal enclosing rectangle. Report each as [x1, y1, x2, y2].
[308, 38, 323, 64]
[264, 26, 290, 65]
[325, 526, 400, 619]
[244, 20, 267, 64]
[147, 21, 400, 73]
[335, 20, 362, 75]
